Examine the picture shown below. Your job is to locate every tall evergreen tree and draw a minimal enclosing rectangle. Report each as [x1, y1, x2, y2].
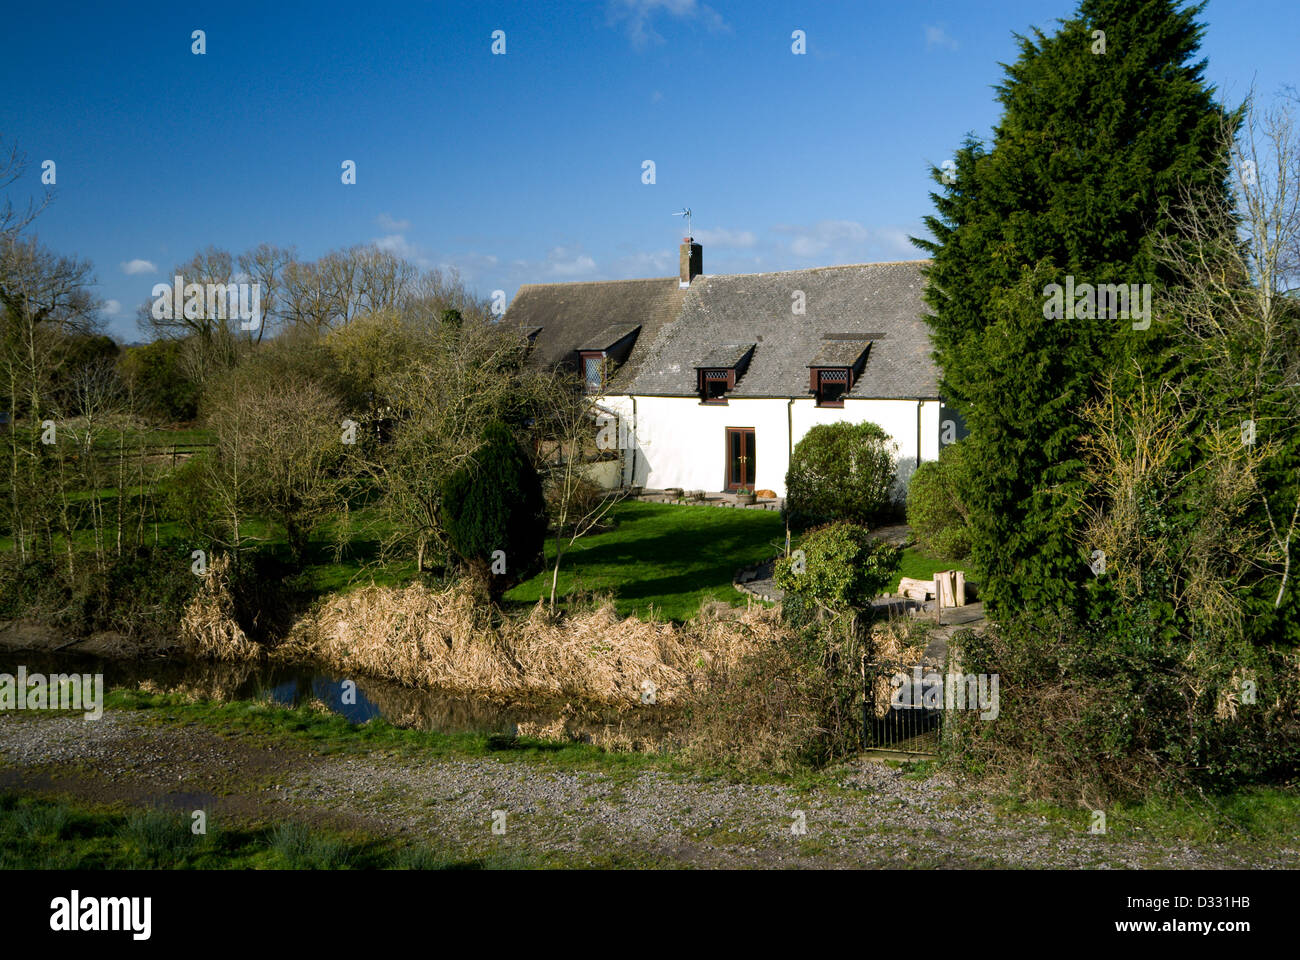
[915, 0, 1235, 621]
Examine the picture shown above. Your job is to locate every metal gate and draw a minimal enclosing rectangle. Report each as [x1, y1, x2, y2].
[861, 656, 942, 756]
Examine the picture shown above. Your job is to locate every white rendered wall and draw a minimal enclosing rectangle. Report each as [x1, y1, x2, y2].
[596, 393, 937, 498]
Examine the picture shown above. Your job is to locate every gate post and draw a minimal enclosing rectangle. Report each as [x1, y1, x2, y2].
[861, 654, 870, 749]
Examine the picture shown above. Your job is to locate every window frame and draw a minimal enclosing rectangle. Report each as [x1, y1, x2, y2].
[810, 366, 852, 408]
[698, 367, 736, 405]
[580, 350, 608, 395]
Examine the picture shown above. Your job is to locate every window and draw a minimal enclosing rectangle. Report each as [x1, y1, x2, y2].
[699, 368, 733, 404]
[814, 367, 850, 407]
[581, 352, 606, 394]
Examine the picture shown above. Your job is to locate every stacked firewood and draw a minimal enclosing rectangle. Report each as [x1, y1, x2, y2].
[897, 571, 966, 608]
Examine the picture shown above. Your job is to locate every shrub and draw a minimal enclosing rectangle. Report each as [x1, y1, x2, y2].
[440, 421, 546, 599]
[784, 422, 896, 529]
[906, 439, 975, 559]
[0, 545, 200, 644]
[773, 522, 902, 615]
[118, 339, 200, 422]
[161, 454, 220, 543]
[945, 615, 1300, 804]
[683, 611, 880, 771]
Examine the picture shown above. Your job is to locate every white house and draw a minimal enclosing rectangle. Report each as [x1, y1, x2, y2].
[509, 239, 943, 498]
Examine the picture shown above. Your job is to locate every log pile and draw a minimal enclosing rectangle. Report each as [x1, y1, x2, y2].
[897, 571, 966, 608]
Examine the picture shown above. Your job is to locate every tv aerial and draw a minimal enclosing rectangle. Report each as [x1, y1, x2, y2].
[673, 207, 693, 236]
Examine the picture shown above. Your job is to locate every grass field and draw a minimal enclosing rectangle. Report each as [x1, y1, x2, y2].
[506, 500, 786, 620]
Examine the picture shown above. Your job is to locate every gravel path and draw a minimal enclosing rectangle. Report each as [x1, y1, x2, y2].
[1, 710, 1292, 869]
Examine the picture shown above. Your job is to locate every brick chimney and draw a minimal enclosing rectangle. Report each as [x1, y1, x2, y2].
[679, 237, 702, 287]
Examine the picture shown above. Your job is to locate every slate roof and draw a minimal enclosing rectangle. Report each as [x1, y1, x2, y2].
[507, 260, 938, 400]
[697, 343, 755, 368]
[578, 323, 641, 352]
[629, 260, 938, 399]
[809, 338, 872, 367]
[508, 277, 686, 391]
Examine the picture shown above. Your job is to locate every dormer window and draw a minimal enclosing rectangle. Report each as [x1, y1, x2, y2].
[580, 351, 607, 394]
[813, 367, 850, 407]
[576, 324, 642, 396]
[808, 337, 872, 407]
[698, 368, 733, 404]
[694, 343, 755, 406]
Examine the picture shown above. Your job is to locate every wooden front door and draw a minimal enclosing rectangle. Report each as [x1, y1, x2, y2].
[725, 427, 756, 490]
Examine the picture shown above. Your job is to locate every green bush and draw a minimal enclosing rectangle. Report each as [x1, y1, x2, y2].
[773, 521, 902, 615]
[62, 544, 201, 643]
[784, 422, 896, 530]
[440, 421, 546, 599]
[0, 545, 199, 643]
[946, 615, 1300, 803]
[118, 339, 200, 423]
[161, 454, 220, 543]
[906, 440, 974, 559]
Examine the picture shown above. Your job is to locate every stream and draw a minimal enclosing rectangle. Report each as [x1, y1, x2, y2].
[0, 651, 676, 747]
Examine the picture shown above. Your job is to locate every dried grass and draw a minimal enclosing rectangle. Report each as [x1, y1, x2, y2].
[267, 580, 786, 706]
[178, 554, 260, 661]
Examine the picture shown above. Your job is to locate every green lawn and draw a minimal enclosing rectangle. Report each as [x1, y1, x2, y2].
[897, 545, 979, 585]
[506, 500, 785, 621]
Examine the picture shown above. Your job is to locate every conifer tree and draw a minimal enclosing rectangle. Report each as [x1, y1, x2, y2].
[915, 0, 1235, 620]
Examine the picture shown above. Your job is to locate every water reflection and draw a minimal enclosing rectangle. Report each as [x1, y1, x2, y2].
[0, 652, 676, 750]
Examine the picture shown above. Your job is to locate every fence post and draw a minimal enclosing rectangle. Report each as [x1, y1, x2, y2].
[861, 654, 871, 750]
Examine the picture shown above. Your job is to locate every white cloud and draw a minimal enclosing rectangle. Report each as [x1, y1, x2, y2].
[775, 220, 868, 258]
[606, 0, 729, 47]
[773, 220, 918, 262]
[376, 213, 411, 232]
[373, 233, 439, 270]
[610, 249, 674, 276]
[102, 299, 121, 316]
[546, 246, 598, 277]
[434, 252, 500, 278]
[693, 227, 757, 249]
[121, 259, 157, 275]
[924, 24, 958, 51]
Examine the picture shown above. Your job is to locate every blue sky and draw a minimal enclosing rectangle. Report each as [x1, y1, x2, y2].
[3, 0, 1295, 341]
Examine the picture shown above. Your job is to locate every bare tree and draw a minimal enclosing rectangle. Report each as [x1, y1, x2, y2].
[538, 380, 627, 611]
[1153, 92, 1300, 612]
[237, 243, 295, 345]
[356, 312, 547, 572]
[0, 236, 98, 563]
[201, 358, 349, 561]
[0, 135, 51, 244]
